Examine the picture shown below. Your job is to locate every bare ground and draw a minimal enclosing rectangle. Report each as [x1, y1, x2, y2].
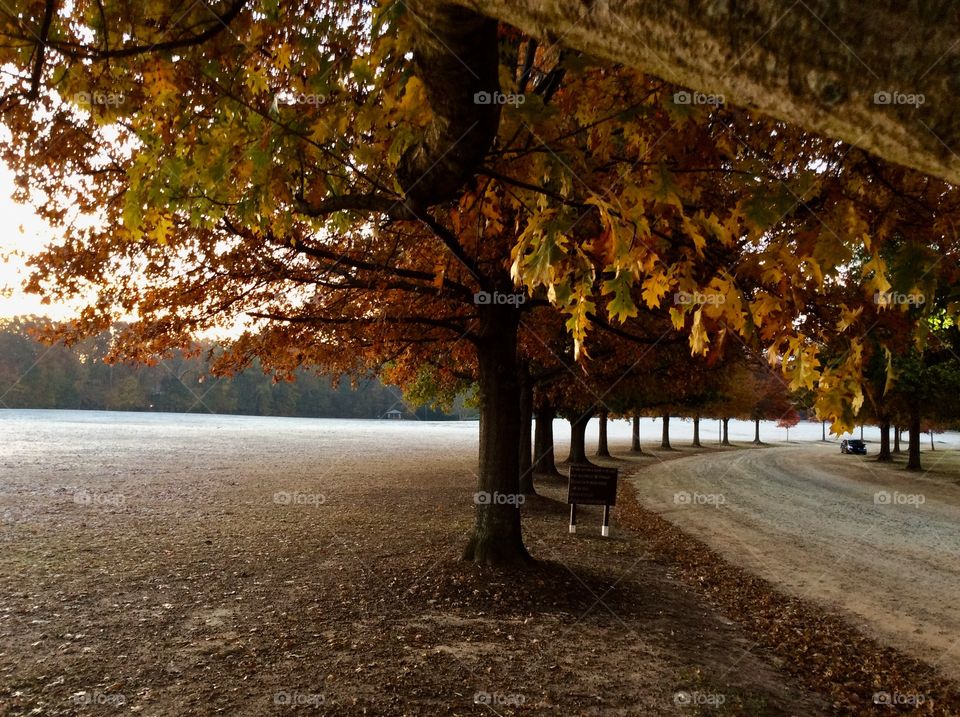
[0, 418, 956, 715]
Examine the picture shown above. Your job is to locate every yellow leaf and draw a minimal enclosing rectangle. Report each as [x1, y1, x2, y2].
[640, 271, 671, 309]
[689, 309, 709, 354]
[863, 256, 892, 296]
[836, 304, 863, 333]
[150, 213, 174, 245]
[669, 307, 686, 331]
[244, 65, 270, 96]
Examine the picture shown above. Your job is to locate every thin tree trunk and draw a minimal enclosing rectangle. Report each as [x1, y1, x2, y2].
[894, 426, 901, 453]
[595, 407, 611, 457]
[930, 430, 935, 451]
[722, 417, 731, 446]
[566, 411, 592, 465]
[877, 418, 892, 462]
[533, 404, 560, 476]
[518, 363, 535, 495]
[462, 306, 530, 565]
[660, 413, 671, 450]
[907, 406, 922, 471]
[821, 420, 826, 441]
[753, 417, 761, 444]
[691, 414, 701, 447]
[631, 414, 642, 453]
[860, 424, 864, 440]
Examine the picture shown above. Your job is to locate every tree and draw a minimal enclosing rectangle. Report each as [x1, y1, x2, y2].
[405, 2, 960, 185]
[3, 1, 959, 566]
[630, 415, 643, 454]
[0, 318, 423, 417]
[750, 370, 797, 445]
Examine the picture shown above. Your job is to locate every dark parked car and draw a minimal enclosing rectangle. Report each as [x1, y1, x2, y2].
[841, 439, 867, 455]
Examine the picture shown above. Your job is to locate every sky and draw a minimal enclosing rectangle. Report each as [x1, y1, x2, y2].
[0, 162, 80, 320]
[0, 161, 254, 339]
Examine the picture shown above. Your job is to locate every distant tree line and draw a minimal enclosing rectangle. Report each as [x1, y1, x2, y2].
[0, 318, 471, 420]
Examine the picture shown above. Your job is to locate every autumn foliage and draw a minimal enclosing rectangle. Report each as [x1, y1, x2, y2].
[1, 2, 959, 561]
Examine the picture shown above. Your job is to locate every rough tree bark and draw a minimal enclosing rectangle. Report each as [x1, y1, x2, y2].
[907, 406, 922, 471]
[630, 415, 643, 453]
[397, 3, 502, 206]
[691, 414, 701, 448]
[566, 411, 593, 465]
[595, 407, 611, 457]
[721, 417, 731, 446]
[437, 0, 960, 185]
[533, 404, 561, 476]
[660, 413, 671, 450]
[518, 363, 535, 495]
[877, 418, 892, 462]
[462, 305, 531, 565]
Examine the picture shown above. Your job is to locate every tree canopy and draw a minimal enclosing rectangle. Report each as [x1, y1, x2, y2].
[1, 0, 958, 563]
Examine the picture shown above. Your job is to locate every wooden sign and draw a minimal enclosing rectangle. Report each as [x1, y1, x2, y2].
[567, 464, 618, 505]
[567, 464, 619, 537]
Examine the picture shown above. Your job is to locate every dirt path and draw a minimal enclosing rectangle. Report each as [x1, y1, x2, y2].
[629, 443, 960, 680]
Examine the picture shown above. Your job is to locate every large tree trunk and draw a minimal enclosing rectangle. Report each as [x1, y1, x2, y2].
[630, 414, 643, 454]
[462, 306, 531, 565]
[518, 364, 535, 495]
[691, 414, 701, 448]
[533, 404, 561, 476]
[753, 417, 762, 445]
[660, 413, 671, 450]
[877, 418, 892, 462]
[721, 417, 731, 446]
[595, 407, 611, 457]
[893, 426, 901, 453]
[907, 406, 922, 471]
[398, 4, 501, 206]
[438, 0, 960, 186]
[566, 411, 592, 465]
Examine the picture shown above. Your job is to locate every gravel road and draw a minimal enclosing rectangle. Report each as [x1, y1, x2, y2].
[630, 443, 960, 679]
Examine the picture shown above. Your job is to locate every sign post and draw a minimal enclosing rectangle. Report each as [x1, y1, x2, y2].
[567, 464, 619, 537]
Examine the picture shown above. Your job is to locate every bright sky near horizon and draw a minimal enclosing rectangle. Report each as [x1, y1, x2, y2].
[0, 159, 256, 339]
[0, 162, 81, 320]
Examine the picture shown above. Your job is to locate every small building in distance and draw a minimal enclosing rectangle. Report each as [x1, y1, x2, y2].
[383, 409, 403, 420]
